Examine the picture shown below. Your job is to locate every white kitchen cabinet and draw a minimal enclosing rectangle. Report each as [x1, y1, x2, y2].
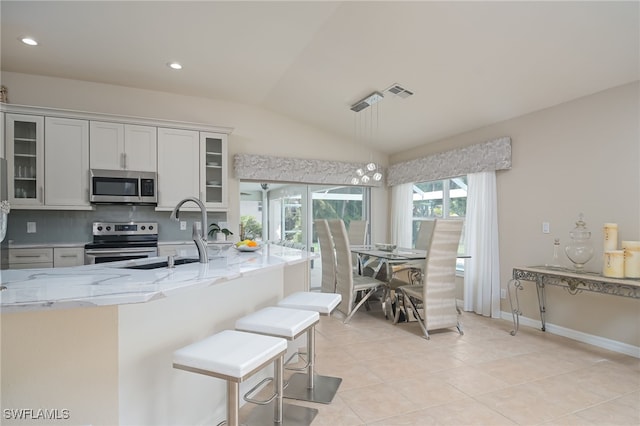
[53, 247, 85, 267]
[200, 132, 228, 209]
[90, 121, 157, 172]
[156, 127, 200, 209]
[45, 117, 90, 207]
[1, 112, 5, 158]
[158, 243, 194, 258]
[6, 114, 45, 207]
[9, 247, 53, 269]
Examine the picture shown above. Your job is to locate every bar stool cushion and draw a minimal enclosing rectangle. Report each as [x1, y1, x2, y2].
[173, 330, 286, 379]
[236, 306, 319, 338]
[277, 291, 341, 315]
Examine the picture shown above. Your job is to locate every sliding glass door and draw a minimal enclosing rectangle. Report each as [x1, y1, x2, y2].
[239, 182, 370, 288]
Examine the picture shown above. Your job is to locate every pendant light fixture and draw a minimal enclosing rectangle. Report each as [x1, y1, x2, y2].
[350, 91, 384, 185]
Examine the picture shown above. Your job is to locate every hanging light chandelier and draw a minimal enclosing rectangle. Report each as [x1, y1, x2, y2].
[350, 91, 384, 185]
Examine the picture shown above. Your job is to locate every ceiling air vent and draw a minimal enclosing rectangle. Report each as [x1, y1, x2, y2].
[385, 84, 414, 99]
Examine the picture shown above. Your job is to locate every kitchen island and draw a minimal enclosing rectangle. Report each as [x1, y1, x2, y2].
[0, 244, 315, 425]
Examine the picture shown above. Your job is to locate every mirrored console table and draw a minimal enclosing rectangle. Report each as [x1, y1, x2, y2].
[508, 266, 640, 336]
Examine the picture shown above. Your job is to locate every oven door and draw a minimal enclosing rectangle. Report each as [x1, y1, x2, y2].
[84, 247, 158, 265]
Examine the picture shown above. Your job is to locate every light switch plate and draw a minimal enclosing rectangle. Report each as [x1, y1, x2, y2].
[27, 222, 36, 233]
[180, 221, 187, 231]
[542, 222, 550, 234]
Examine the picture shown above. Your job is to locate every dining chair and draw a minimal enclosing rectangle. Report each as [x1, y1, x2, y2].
[395, 218, 464, 339]
[314, 219, 337, 293]
[347, 219, 368, 246]
[384, 219, 437, 318]
[327, 219, 385, 323]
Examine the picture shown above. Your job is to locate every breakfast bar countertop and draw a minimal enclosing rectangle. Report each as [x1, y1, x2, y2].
[0, 244, 315, 313]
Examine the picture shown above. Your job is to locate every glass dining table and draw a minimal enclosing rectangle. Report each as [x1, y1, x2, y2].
[350, 245, 470, 282]
[350, 246, 428, 281]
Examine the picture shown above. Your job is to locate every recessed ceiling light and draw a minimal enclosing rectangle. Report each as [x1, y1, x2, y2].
[20, 37, 38, 46]
[167, 62, 182, 70]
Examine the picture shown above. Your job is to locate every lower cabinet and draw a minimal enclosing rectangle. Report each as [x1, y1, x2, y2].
[10, 247, 85, 269]
[53, 247, 85, 268]
[158, 244, 193, 258]
[9, 248, 54, 269]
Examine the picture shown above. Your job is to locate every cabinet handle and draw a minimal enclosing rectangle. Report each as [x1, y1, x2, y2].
[60, 255, 77, 258]
[39, 187, 43, 202]
[123, 152, 127, 169]
[14, 255, 43, 258]
[120, 153, 125, 169]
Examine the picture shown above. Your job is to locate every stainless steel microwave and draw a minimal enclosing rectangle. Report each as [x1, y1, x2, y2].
[90, 169, 157, 205]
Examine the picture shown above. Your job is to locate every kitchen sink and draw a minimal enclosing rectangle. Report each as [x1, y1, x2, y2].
[121, 258, 201, 270]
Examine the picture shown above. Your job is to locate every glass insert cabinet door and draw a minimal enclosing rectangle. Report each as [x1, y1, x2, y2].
[200, 132, 228, 208]
[6, 114, 45, 206]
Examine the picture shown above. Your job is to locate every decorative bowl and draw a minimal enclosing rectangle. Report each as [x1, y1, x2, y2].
[234, 242, 261, 252]
[375, 243, 397, 252]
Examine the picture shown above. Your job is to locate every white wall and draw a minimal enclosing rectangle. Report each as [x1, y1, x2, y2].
[391, 82, 640, 348]
[0, 71, 389, 243]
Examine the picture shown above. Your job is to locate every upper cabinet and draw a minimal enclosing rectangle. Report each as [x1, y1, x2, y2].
[89, 121, 157, 172]
[200, 132, 228, 209]
[6, 114, 90, 209]
[45, 117, 89, 207]
[2, 104, 232, 211]
[156, 127, 200, 209]
[6, 114, 45, 206]
[0, 111, 5, 159]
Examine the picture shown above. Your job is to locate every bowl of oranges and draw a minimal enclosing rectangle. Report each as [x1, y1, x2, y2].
[234, 239, 262, 252]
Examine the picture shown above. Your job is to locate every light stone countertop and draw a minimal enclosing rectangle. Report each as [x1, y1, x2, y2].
[0, 244, 316, 313]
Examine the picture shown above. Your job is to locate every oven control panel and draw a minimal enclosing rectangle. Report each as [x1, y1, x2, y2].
[92, 222, 158, 236]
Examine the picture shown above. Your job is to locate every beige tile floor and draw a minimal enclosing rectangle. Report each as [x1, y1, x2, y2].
[242, 303, 640, 425]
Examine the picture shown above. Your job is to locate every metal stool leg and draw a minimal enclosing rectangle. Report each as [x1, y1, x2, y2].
[283, 325, 342, 404]
[227, 381, 240, 426]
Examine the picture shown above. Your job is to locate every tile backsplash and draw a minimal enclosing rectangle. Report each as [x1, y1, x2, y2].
[6, 205, 226, 244]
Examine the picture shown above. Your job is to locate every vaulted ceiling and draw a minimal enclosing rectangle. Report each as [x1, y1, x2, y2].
[1, 1, 638, 155]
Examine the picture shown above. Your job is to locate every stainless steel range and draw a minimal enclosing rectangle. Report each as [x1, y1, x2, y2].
[84, 222, 158, 265]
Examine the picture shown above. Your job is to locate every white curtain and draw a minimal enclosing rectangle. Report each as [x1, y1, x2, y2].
[464, 171, 501, 318]
[390, 182, 413, 247]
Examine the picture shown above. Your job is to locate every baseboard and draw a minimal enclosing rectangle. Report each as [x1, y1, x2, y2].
[500, 311, 640, 359]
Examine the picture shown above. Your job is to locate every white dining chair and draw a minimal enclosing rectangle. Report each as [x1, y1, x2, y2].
[327, 219, 385, 323]
[384, 219, 436, 319]
[314, 219, 337, 293]
[347, 219, 368, 246]
[395, 218, 464, 339]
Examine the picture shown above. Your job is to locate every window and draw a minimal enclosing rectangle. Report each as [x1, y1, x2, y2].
[413, 176, 467, 272]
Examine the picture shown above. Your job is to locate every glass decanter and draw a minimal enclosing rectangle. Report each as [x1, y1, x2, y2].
[564, 213, 594, 271]
[546, 238, 563, 269]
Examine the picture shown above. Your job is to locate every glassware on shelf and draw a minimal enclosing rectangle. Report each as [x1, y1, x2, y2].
[564, 213, 594, 272]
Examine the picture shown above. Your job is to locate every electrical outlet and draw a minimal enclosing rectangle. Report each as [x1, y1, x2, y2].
[180, 221, 187, 231]
[500, 288, 507, 299]
[194, 221, 201, 230]
[542, 221, 550, 234]
[27, 222, 36, 233]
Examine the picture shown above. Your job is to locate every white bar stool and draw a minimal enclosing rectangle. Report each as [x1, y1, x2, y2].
[172, 330, 287, 426]
[235, 306, 320, 425]
[276, 291, 342, 404]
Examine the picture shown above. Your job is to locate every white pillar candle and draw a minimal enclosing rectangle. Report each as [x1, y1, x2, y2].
[603, 223, 618, 252]
[621, 240, 640, 278]
[603, 250, 625, 278]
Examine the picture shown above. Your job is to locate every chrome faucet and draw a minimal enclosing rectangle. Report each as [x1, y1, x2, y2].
[170, 197, 208, 263]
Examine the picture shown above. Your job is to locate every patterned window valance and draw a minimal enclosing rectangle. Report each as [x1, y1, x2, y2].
[387, 136, 512, 186]
[233, 154, 384, 187]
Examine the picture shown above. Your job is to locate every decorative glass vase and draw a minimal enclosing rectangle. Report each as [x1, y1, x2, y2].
[564, 214, 594, 271]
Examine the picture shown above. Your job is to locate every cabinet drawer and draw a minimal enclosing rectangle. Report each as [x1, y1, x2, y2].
[9, 248, 54, 265]
[10, 262, 53, 270]
[54, 247, 85, 268]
